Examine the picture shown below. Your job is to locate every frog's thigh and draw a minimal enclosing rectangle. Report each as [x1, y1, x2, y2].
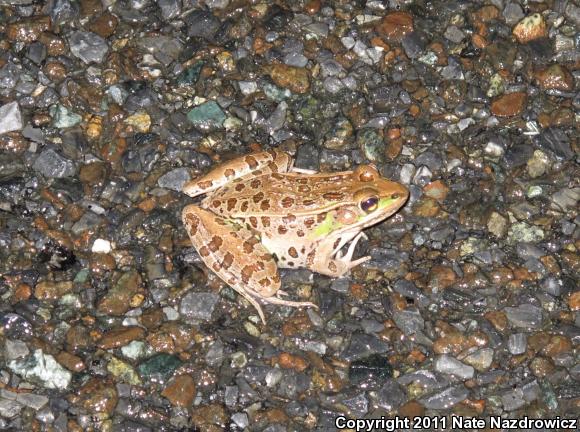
[183, 150, 293, 197]
[182, 205, 281, 301]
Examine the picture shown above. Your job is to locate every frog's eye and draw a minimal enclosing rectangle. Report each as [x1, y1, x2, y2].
[391, 193, 400, 199]
[360, 196, 379, 213]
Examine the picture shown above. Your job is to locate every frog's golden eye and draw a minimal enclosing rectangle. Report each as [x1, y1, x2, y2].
[391, 193, 400, 199]
[360, 196, 379, 213]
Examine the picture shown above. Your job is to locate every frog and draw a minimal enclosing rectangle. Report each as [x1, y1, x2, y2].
[182, 150, 409, 323]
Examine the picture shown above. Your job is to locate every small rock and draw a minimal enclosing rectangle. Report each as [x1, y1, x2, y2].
[419, 385, 469, 409]
[50, 104, 82, 128]
[0, 102, 23, 135]
[33, 148, 76, 178]
[68, 31, 109, 64]
[8, 349, 72, 390]
[349, 354, 393, 385]
[504, 303, 543, 329]
[374, 11, 414, 42]
[4, 339, 29, 360]
[491, 92, 527, 117]
[180, 291, 220, 322]
[92, 238, 112, 253]
[138, 353, 182, 383]
[125, 111, 151, 133]
[462, 348, 494, 371]
[265, 64, 310, 94]
[97, 271, 144, 316]
[158, 168, 191, 191]
[512, 14, 548, 44]
[535, 65, 574, 91]
[487, 211, 507, 238]
[507, 222, 544, 244]
[508, 333, 527, 355]
[527, 150, 550, 178]
[34, 280, 73, 301]
[187, 101, 226, 131]
[161, 374, 196, 407]
[73, 378, 118, 415]
[186, 10, 220, 41]
[434, 355, 474, 379]
[502, 389, 525, 411]
[98, 326, 146, 349]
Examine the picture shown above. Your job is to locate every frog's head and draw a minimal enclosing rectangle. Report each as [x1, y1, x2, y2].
[348, 165, 409, 228]
[312, 165, 409, 238]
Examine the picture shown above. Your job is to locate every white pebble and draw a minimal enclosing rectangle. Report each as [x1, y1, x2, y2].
[92, 238, 112, 253]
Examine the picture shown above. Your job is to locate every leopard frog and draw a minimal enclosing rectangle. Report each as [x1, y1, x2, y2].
[182, 150, 408, 323]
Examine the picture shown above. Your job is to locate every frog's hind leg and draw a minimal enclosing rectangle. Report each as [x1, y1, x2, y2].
[183, 204, 302, 323]
[183, 150, 293, 197]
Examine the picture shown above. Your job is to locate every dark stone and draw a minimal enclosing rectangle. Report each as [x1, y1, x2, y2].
[349, 354, 393, 385]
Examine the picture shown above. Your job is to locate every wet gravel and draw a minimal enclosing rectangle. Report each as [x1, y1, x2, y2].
[0, 0, 579, 431]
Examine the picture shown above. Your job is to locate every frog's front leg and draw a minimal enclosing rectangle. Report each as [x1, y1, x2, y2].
[183, 150, 293, 198]
[182, 205, 315, 323]
[307, 232, 370, 278]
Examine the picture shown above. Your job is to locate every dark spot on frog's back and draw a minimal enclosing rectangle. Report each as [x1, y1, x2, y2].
[245, 155, 259, 169]
[298, 185, 311, 193]
[304, 218, 315, 228]
[302, 199, 315, 206]
[198, 180, 213, 189]
[227, 198, 237, 211]
[252, 192, 264, 203]
[240, 201, 249, 212]
[222, 252, 234, 270]
[260, 200, 271, 211]
[241, 264, 256, 283]
[235, 183, 245, 192]
[283, 214, 296, 223]
[249, 216, 258, 228]
[281, 197, 294, 208]
[243, 237, 259, 253]
[224, 168, 236, 178]
[261, 216, 271, 227]
[251, 179, 261, 189]
[258, 277, 271, 287]
[199, 246, 210, 257]
[185, 213, 199, 231]
[208, 235, 223, 252]
[271, 173, 283, 180]
[278, 225, 287, 234]
[288, 247, 298, 258]
[323, 192, 344, 201]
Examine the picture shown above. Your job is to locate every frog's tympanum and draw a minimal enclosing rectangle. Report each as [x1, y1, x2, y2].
[182, 150, 408, 322]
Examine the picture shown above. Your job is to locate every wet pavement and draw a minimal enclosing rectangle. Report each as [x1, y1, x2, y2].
[0, 0, 578, 431]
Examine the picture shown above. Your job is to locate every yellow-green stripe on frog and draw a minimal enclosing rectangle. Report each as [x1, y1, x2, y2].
[182, 150, 409, 323]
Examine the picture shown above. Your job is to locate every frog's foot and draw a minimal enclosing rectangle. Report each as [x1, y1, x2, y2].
[335, 232, 369, 265]
[310, 232, 370, 277]
[236, 288, 266, 324]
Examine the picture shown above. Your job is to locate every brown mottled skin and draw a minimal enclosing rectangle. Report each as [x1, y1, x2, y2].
[182, 150, 408, 323]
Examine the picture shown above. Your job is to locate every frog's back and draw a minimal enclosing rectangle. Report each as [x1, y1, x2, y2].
[201, 171, 357, 217]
